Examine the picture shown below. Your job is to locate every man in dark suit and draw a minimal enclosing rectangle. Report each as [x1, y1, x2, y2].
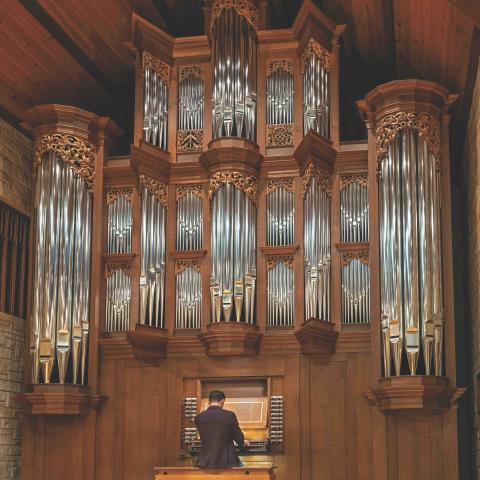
[194, 390, 248, 469]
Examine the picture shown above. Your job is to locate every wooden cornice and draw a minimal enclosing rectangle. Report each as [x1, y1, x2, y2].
[127, 325, 168, 361]
[173, 35, 211, 63]
[257, 28, 299, 54]
[295, 318, 338, 354]
[130, 143, 171, 184]
[104, 156, 136, 187]
[293, 130, 337, 175]
[261, 155, 299, 178]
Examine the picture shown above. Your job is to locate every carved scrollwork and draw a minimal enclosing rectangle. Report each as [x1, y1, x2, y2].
[210, 0, 259, 31]
[267, 178, 294, 195]
[208, 171, 258, 202]
[266, 123, 294, 147]
[105, 262, 131, 278]
[376, 111, 440, 164]
[107, 189, 133, 205]
[302, 163, 332, 197]
[301, 38, 332, 73]
[176, 184, 204, 201]
[35, 134, 96, 190]
[266, 59, 293, 76]
[341, 251, 369, 267]
[179, 65, 204, 82]
[266, 255, 294, 271]
[340, 173, 368, 191]
[177, 129, 204, 153]
[143, 52, 170, 84]
[140, 174, 168, 208]
[175, 259, 202, 275]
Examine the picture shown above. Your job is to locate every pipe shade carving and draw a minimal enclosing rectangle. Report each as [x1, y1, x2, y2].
[211, 2, 258, 141]
[378, 126, 443, 376]
[31, 151, 92, 384]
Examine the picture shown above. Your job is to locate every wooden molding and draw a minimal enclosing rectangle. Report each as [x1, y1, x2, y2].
[295, 318, 338, 354]
[335, 242, 369, 252]
[170, 249, 207, 260]
[200, 137, 264, 177]
[364, 376, 466, 411]
[260, 245, 299, 255]
[15, 385, 107, 415]
[293, 130, 337, 175]
[131, 143, 171, 183]
[198, 322, 263, 356]
[126, 324, 168, 360]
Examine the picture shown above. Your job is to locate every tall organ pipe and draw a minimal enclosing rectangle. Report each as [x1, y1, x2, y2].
[267, 187, 294, 246]
[31, 151, 92, 384]
[267, 68, 294, 125]
[210, 183, 256, 323]
[304, 177, 331, 321]
[211, 6, 257, 141]
[267, 261, 294, 327]
[140, 186, 167, 328]
[379, 129, 443, 376]
[176, 265, 202, 329]
[340, 180, 369, 242]
[341, 259, 370, 324]
[178, 75, 204, 131]
[177, 191, 203, 250]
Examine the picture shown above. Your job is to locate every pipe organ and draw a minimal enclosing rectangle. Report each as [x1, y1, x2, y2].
[20, 3, 464, 480]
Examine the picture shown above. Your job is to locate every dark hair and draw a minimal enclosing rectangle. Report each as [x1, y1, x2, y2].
[208, 390, 226, 403]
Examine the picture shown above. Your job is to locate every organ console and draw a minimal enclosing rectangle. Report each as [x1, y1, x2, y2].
[16, 0, 465, 479]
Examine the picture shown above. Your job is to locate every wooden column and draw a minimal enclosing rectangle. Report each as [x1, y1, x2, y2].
[164, 185, 177, 334]
[202, 183, 211, 328]
[129, 185, 141, 329]
[330, 173, 341, 330]
[293, 176, 305, 328]
[257, 179, 267, 333]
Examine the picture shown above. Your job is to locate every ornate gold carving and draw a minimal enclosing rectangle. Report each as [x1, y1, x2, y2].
[267, 59, 293, 76]
[179, 65, 204, 82]
[175, 259, 202, 275]
[177, 129, 204, 152]
[267, 178, 294, 195]
[105, 262, 131, 277]
[176, 184, 204, 201]
[107, 189, 133, 205]
[301, 39, 332, 73]
[341, 251, 369, 267]
[210, 0, 259, 31]
[140, 175, 168, 208]
[302, 163, 332, 197]
[143, 52, 170, 84]
[208, 171, 258, 202]
[376, 111, 440, 163]
[266, 123, 294, 147]
[340, 173, 368, 190]
[266, 255, 294, 271]
[35, 134, 96, 190]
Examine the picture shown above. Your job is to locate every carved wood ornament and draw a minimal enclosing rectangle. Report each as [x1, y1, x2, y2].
[375, 111, 440, 164]
[140, 175, 168, 208]
[143, 52, 170, 85]
[266, 123, 294, 147]
[210, 0, 259, 31]
[105, 262, 131, 278]
[175, 259, 203, 275]
[301, 39, 332, 73]
[340, 173, 368, 191]
[266, 59, 293, 76]
[177, 129, 204, 152]
[208, 171, 258, 202]
[107, 189, 133, 205]
[267, 178, 294, 195]
[266, 255, 294, 271]
[176, 184, 204, 201]
[178, 65, 204, 82]
[302, 163, 332, 197]
[341, 251, 369, 267]
[35, 134, 96, 190]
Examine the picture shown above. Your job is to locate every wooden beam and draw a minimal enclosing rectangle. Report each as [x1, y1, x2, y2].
[19, 0, 119, 95]
[446, 0, 480, 26]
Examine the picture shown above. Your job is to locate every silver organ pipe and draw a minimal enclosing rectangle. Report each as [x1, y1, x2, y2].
[140, 179, 167, 328]
[210, 180, 257, 323]
[105, 267, 131, 332]
[266, 63, 294, 126]
[302, 39, 330, 138]
[211, 1, 258, 141]
[31, 150, 92, 384]
[341, 257, 370, 324]
[340, 176, 369, 242]
[176, 187, 203, 250]
[143, 52, 169, 151]
[107, 191, 132, 254]
[266, 181, 294, 246]
[175, 262, 202, 329]
[267, 258, 294, 327]
[379, 128, 443, 376]
[304, 169, 331, 321]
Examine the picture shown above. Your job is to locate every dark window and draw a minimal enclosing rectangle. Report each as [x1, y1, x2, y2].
[0, 201, 29, 318]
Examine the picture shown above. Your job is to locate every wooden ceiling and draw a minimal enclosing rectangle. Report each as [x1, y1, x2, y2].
[0, 0, 478, 148]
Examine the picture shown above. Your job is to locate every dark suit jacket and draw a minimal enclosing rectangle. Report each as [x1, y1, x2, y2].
[194, 406, 245, 469]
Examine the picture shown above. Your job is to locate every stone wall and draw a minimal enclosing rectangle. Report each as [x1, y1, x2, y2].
[0, 119, 32, 480]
